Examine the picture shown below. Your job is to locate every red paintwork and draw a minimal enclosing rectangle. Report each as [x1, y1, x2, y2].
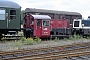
[41, 26, 50, 37]
[23, 14, 34, 28]
[50, 19, 69, 28]
[24, 14, 50, 37]
[23, 14, 70, 38]
[34, 20, 42, 37]
[34, 20, 50, 37]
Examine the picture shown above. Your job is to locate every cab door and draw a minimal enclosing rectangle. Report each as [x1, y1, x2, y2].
[36, 19, 42, 37]
[42, 20, 50, 37]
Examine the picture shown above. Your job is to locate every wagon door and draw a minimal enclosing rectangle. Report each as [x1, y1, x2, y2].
[42, 20, 50, 37]
[8, 9, 21, 29]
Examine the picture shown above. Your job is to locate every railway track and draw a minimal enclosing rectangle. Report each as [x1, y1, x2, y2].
[1, 42, 90, 60]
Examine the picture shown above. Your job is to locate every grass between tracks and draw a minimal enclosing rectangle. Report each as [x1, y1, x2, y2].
[1, 33, 90, 50]
[53, 33, 90, 42]
[0, 37, 42, 50]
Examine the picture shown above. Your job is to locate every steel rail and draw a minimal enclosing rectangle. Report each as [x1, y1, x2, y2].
[1, 42, 90, 60]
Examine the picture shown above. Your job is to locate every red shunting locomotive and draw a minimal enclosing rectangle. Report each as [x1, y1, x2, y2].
[23, 13, 72, 38]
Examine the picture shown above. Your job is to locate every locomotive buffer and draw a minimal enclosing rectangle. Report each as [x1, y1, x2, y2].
[1, 31, 23, 40]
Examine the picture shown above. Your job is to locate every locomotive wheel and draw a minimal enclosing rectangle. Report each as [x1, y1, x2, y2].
[23, 30, 26, 38]
[23, 30, 29, 39]
[26, 30, 31, 39]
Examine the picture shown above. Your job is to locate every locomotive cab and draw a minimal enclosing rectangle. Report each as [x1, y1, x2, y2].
[34, 19, 50, 37]
[73, 19, 90, 36]
[73, 19, 82, 29]
[73, 19, 83, 35]
[23, 14, 51, 38]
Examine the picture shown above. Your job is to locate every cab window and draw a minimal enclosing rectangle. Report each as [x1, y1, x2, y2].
[74, 21, 79, 27]
[43, 20, 49, 26]
[37, 20, 41, 26]
[10, 10, 16, 20]
[0, 9, 5, 20]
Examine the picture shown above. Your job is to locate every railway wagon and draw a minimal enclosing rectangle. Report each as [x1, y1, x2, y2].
[25, 8, 82, 24]
[0, 0, 21, 39]
[23, 13, 72, 38]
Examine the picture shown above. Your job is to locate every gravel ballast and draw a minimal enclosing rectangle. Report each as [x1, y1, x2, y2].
[0, 39, 90, 51]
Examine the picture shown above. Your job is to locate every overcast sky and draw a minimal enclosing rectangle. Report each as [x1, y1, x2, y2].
[10, 0, 90, 19]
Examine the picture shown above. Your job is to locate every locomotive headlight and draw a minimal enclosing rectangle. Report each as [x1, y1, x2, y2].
[82, 24, 84, 27]
[70, 24, 72, 28]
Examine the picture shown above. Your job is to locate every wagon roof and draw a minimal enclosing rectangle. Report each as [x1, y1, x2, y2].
[0, 0, 21, 8]
[31, 15, 51, 19]
[25, 8, 81, 16]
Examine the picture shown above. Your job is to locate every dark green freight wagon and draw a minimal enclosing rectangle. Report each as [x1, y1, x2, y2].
[0, 0, 21, 39]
